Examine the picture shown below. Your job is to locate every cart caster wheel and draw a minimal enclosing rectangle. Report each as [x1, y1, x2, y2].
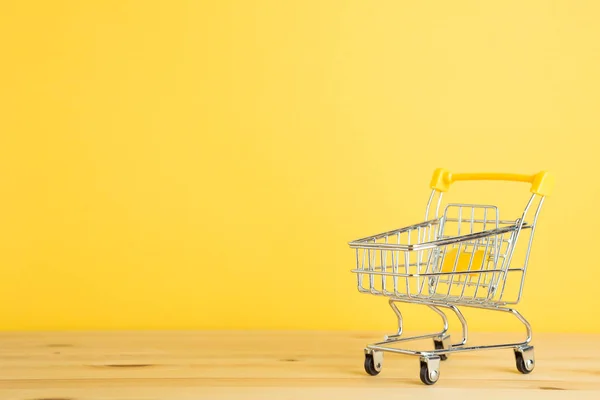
[514, 345, 535, 374]
[364, 351, 382, 376]
[433, 335, 451, 361]
[419, 356, 441, 385]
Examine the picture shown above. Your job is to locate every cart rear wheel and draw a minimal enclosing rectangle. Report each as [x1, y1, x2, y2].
[419, 356, 441, 385]
[419, 360, 439, 385]
[364, 353, 382, 376]
[515, 346, 535, 374]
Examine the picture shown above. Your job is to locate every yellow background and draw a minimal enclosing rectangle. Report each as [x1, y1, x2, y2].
[1, 1, 598, 333]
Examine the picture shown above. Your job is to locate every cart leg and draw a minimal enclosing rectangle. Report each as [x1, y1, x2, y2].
[384, 301, 449, 341]
[506, 308, 532, 344]
[384, 299, 403, 339]
[427, 305, 449, 337]
[438, 304, 468, 346]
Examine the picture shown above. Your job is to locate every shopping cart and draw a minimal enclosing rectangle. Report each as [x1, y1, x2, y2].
[348, 168, 553, 385]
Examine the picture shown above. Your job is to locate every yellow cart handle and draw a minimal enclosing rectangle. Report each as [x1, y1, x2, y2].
[430, 168, 554, 196]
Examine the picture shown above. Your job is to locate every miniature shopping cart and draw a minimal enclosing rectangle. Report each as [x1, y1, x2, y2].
[348, 168, 553, 385]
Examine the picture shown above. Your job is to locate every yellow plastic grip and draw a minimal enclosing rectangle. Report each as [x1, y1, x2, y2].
[430, 168, 554, 196]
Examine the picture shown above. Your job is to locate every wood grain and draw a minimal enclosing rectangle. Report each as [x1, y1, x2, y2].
[0, 331, 598, 399]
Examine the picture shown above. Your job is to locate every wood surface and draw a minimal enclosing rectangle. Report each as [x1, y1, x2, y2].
[0, 330, 598, 399]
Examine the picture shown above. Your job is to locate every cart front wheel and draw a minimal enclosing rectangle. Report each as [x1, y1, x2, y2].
[419, 357, 441, 385]
[364, 353, 382, 376]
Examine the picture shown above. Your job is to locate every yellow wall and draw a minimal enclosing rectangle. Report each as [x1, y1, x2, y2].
[1, 0, 598, 332]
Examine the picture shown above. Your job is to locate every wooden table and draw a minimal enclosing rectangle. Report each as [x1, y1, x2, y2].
[1, 331, 598, 399]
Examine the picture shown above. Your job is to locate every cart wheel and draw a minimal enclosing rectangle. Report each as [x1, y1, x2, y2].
[433, 338, 448, 361]
[514, 345, 535, 374]
[364, 353, 382, 376]
[419, 357, 440, 385]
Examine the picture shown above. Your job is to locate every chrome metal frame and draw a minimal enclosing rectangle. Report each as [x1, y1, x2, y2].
[350, 187, 546, 383]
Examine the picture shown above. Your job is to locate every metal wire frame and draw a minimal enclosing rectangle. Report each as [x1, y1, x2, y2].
[348, 191, 545, 306]
[349, 189, 546, 364]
